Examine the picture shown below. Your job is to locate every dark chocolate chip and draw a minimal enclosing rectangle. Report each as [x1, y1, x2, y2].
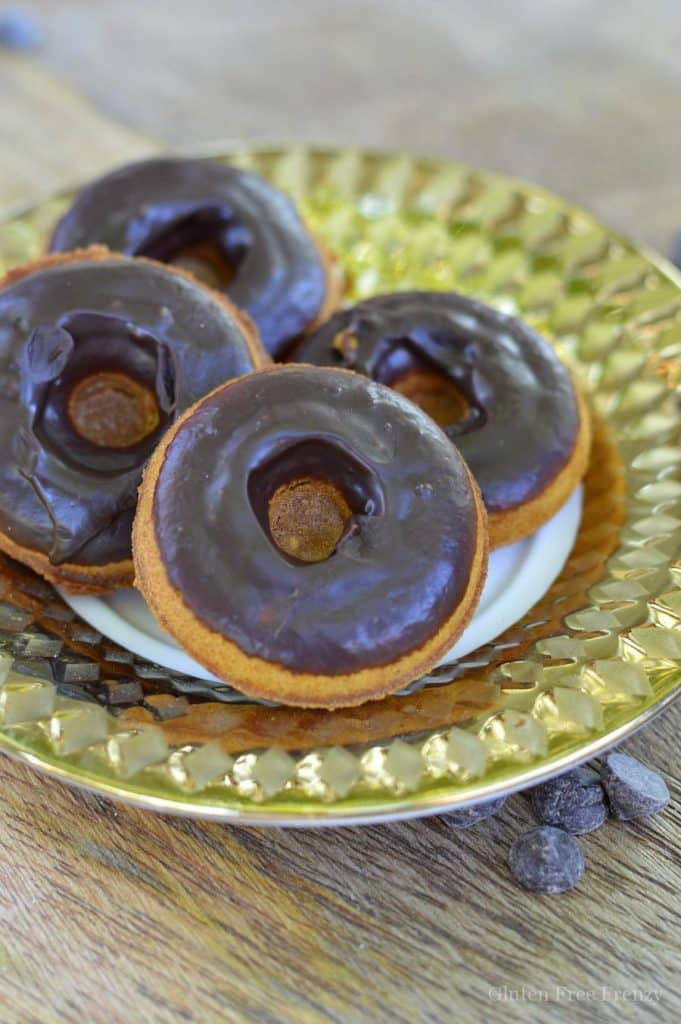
[531, 765, 607, 834]
[600, 752, 670, 820]
[509, 826, 584, 894]
[442, 796, 506, 829]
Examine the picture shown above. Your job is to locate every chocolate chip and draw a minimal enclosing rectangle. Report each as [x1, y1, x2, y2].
[509, 826, 584, 894]
[531, 765, 607, 834]
[442, 795, 506, 829]
[600, 752, 670, 820]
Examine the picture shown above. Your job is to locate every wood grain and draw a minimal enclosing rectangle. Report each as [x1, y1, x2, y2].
[0, 57, 156, 211]
[22, 0, 681, 257]
[0, 710, 679, 1024]
[0, 10, 680, 1021]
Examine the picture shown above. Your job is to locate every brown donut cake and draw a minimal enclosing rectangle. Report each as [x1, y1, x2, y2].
[134, 365, 488, 708]
[0, 248, 267, 593]
[49, 157, 342, 360]
[291, 291, 591, 547]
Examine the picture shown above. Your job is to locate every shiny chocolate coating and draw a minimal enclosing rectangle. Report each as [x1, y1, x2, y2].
[153, 366, 480, 675]
[49, 158, 328, 359]
[0, 256, 259, 566]
[291, 292, 580, 513]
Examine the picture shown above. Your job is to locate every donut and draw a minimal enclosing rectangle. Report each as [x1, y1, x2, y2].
[134, 365, 488, 708]
[0, 248, 267, 593]
[49, 157, 341, 360]
[291, 291, 591, 547]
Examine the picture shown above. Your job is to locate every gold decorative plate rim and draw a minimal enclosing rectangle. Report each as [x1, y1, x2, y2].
[0, 683, 677, 826]
[0, 142, 680, 825]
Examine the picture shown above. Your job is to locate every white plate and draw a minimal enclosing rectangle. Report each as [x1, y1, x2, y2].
[60, 487, 582, 685]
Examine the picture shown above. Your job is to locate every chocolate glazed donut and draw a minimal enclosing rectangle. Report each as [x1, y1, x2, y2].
[0, 249, 267, 592]
[49, 158, 341, 359]
[291, 292, 591, 547]
[134, 366, 488, 707]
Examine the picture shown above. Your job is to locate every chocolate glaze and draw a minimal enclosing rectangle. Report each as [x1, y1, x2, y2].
[291, 292, 580, 513]
[153, 366, 481, 675]
[49, 158, 328, 359]
[0, 256, 259, 566]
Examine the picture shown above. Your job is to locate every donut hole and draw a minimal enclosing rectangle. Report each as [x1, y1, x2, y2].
[68, 372, 160, 449]
[169, 241, 236, 289]
[248, 439, 384, 566]
[129, 203, 252, 290]
[267, 478, 351, 563]
[391, 370, 470, 428]
[26, 311, 175, 476]
[374, 342, 472, 429]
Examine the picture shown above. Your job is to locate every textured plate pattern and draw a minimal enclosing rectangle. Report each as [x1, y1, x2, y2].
[0, 145, 679, 823]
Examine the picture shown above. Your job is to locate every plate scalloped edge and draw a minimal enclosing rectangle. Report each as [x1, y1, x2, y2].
[0, 143, 679, 824]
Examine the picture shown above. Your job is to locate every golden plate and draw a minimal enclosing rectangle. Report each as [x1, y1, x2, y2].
[0, 145, 679, 825]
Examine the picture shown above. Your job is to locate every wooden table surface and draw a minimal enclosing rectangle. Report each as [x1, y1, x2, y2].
[1, 5, 680, 1021]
